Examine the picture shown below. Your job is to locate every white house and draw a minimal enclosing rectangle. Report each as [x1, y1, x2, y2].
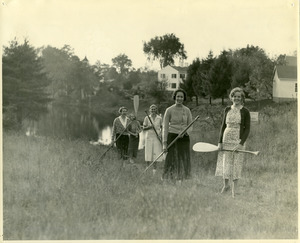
[158, 65, 188, 91]
[272, 56, 297, 102]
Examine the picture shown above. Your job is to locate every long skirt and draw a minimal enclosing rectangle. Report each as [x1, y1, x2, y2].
[145, 133, 163, 162]
[215, 127, 245, 180]
[128, 135, 139, 159]
[116, 134, 129, 160]
[162, 133, 191, 180]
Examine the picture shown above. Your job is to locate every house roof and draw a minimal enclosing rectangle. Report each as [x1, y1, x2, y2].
[171, 66, 188, 72]
[276, 65, 297, 80]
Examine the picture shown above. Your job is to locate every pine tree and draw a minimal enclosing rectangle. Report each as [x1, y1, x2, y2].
[3, 38, 51, 127]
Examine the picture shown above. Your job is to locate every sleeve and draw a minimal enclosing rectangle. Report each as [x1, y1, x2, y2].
[158, 116, 163, 134]
[162, 108, 171, 145]
[186, 108, 193, 136]
[218, 107, 228, 143]
[240, 108, 251, 145]
[143, 116, 149, 127]
[111, 118, 117, 141]
[127, 123, 132, 133]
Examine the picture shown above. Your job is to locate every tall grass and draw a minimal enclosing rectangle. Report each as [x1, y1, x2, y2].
[3, 101, 297, 240]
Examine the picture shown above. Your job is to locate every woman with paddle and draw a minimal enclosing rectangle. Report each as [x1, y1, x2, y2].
[111, 106, 130, 166]
[143, 104, 163, 175]
[161, 89, 193, 184]
[215, 87, 251, 197]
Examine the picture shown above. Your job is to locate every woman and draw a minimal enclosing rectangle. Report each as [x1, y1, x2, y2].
[143, 104, 163, 175]
[162, 89, 193, 184]
[111, 107, 130, 164]
[215, 87, 251, 198]
[127, 114, 142, 164]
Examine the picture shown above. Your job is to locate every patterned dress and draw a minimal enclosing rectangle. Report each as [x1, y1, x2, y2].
[215, 106, 245, 180]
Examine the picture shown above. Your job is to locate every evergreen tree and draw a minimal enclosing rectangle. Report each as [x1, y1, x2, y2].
[3, 38, 51, 127]
[207, 51, 232, 104]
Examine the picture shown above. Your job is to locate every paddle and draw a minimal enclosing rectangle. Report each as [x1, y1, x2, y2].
[144, 110, 162, 145]
[133, 95, 139, 117]
[192, 142, 260, 155]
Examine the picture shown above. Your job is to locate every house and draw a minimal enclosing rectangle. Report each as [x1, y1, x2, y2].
[158, 65, 188, 91]
[272, 56, 297, 102]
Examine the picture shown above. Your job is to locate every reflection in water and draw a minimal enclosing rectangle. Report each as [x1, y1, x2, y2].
[23, 105, 115, 142]
[90, 125, 112, 145]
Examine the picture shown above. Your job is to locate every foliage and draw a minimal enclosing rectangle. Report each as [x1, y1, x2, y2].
[207, 51, 232, 103]
[180, 58, 200, 101]
[41, 45, 99, 102]
[146, 80, 169, 104]
[2, 38, 52, 127]
[143, 33, 187, 69]
[231, 45, 274, 99]
[182, 51, 215, 105]
[185, 45, 277, 102]
[111, 53, 132, 75]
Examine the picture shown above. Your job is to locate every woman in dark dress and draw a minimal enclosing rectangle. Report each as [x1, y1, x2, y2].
[127, 114, 142, 164]
[161, 89, 193, 184]
[111, 107, 130, 165]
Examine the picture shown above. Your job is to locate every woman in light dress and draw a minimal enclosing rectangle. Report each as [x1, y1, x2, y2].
[215, 87, 251, 197]
[143, 104, 163, 175]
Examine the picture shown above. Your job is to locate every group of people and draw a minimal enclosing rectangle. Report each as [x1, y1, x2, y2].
[111, 87, 250, 197]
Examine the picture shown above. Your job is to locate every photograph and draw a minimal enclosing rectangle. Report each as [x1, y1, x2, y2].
[1, 0, 298, 241]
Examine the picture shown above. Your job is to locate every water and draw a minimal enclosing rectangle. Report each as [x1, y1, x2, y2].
[24, 105, 116, 145]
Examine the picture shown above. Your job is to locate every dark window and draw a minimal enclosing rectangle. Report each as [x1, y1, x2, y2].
[171, 74, 177, 78]
[295, 83, 297, 93]
[161, 74, 166, 79]
[171, 83, 176, 89]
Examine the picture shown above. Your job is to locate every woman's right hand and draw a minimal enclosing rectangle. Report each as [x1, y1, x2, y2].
[144, 125, 153, 130]
[218, 143, 222, 150]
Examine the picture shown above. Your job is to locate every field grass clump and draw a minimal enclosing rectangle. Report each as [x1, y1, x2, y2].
[3, 101, 297, 240]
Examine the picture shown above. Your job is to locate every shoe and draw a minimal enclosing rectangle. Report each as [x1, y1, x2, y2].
[129, 158, 134, 164]
[220, 186, 230, 194]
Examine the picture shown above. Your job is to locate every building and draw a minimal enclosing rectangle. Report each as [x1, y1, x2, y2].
[158, 65, 188, 91]
[272, 56, 297, 102]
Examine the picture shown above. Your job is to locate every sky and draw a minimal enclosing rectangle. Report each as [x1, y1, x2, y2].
[0, 0, 298, 70]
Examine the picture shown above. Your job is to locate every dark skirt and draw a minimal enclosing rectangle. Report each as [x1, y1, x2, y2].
[162, 133, 191, 180]
[116, 134, 129, 160]
[128, 135, 139, 158]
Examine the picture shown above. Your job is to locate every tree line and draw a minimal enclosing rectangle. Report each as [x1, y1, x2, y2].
[2, 34, 291, 129]
[181, 46, 287, 105]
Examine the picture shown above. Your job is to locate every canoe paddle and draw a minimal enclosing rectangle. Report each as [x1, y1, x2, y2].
[192, 142, 260, 155]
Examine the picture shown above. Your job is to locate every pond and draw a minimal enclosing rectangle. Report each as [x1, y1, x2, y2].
[24, 105, 117, 145]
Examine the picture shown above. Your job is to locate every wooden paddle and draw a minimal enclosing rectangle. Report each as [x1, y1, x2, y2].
[133, 95, 139, 117]
[144, 110, 162, 145]
[192, 142, 260, 155]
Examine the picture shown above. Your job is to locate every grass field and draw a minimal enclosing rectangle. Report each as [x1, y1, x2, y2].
[2, 101, 298, 240]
